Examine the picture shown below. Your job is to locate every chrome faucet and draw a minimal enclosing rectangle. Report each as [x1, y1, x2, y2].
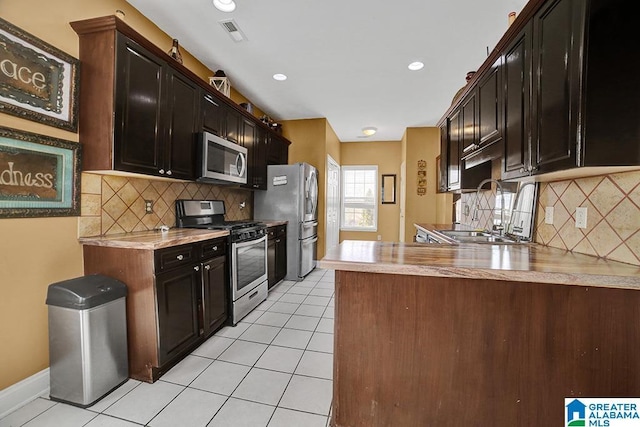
[471, 178, 505, 235]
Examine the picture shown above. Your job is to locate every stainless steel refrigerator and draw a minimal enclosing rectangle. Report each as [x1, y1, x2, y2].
[254, 162, 318, 281]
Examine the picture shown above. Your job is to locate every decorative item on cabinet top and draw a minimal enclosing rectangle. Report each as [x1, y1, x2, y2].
[0, 17, 79, 132]
[0, 126, 81, 217]
[167, 39, 183, 64]
[209, 69, 230, 97]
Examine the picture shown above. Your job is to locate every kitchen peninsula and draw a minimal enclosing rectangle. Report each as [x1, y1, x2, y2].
[319, 236, 640, 427]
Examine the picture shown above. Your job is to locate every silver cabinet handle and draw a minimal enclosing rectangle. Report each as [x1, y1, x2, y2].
[166, 170, 172, 176]
[275, 239, 281, 243]
[194, 265, 200, 271]
[462, 144, 478, 153]
[159, 169, 165, 174]
[212, 246, 218, 251]
[205, 265, 211, 270]
[176, 254, 184, 260]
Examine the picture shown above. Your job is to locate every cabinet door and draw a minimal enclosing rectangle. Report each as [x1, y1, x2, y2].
[438, 122, 449, 192]
[202, 256, 228, 337]
[448, 111, 461, 190]
[461, 93, 477, 157]
[252, 127, 267, 190]
[477, 58, 502, 148]
[165, 70, 199, 180]
[225, 107, 241, 144]
[202, 93, 225, 137]
[241, 118, 256, 189]
[156, 265, 200, 365]
[531, 0, 582, 173]
[267, 134, 289, 165]
[114, 35, 165, 175]
[267, 236, 277, 289]
[274, 232, 287, 284]
[502, 23, 532, 180]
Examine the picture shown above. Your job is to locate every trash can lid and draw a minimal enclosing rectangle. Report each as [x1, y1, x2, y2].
[46, 274, 127, 309]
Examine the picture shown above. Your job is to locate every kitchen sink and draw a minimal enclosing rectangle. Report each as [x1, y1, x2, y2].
[435, 229, 520, 244]
[435, 230, 492, 238]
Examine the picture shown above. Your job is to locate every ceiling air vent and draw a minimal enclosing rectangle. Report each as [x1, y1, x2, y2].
[219, 19, 247, 42]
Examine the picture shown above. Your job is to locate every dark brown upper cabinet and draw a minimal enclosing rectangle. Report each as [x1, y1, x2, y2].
[502, 23, 532, 180]
[530, 0, 584, 175]
[438, 122, 449, 193]
[460, 93, 476, 158]
[438, 0, 640, 185]
[71, 15, 291, 184]
[477, 58, 502, 148]
[267, 134, 289, 166]
[447, 110, 461, 191]
[201, 93, 225, 137]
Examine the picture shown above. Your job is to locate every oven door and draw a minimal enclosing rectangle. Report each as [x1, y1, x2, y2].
[231, 234, 268, 301]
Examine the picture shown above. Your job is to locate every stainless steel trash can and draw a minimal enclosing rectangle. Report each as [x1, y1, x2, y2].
[46, 274, 128, 407]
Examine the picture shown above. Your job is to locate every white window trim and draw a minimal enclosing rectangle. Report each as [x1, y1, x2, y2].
[340, 165, 378, 232]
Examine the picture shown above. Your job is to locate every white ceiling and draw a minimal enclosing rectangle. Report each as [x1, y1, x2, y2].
[126, 0, 528, 142]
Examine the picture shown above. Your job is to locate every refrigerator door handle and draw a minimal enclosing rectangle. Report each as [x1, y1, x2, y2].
[302, 221, 319, 228]
[309, 169, 318, 217]
[305, 236, 319, 244]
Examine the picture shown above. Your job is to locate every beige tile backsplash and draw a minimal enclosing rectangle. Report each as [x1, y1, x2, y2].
[535, 170, 640, 266]
[458, 167, 639, 266]
[79, 173, 253, 237]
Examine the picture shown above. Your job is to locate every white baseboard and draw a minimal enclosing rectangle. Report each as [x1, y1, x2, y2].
[0, 369, 49, 419]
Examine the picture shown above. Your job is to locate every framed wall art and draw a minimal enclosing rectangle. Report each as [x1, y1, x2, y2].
[0, 17, 79, 132]
[0, 126, 81, 217]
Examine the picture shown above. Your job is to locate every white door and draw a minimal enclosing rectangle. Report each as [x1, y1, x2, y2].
[326, 155, 341, 250]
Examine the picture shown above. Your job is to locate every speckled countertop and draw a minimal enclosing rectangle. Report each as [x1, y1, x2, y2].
[79, 228, 229, 250]
[261, 220, 288, 227]
[319, 224, 640, 290]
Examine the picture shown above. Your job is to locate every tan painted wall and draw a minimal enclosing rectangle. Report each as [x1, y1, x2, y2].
[340, 141, 402, 242]
[0, 0, 262, 390]
[403, 127, 442, 242]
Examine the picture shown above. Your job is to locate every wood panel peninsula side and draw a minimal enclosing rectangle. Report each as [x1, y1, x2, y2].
[319, 239, 640, 427]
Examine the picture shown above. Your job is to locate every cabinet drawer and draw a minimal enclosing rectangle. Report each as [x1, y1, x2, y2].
[200, 239, 226, 259]
[275, 225, 287, 237]
[155, 244, 197, 272]
[268, 225, 287, 238]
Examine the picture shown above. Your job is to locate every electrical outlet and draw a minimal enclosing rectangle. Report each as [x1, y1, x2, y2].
[144, 200, 154, 214]
[575, 207, 587, 229]
[544, 206, 554, 225]
[377, 235, 382, 241]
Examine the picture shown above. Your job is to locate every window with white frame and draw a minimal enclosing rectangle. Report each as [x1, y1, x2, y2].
[341, 165, 378, 231]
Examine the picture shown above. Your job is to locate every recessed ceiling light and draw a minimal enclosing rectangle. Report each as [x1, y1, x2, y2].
[273, 73, 287, 81]
[213, 0, 236, 13]
[408, 61, 424, 71]
[362, 127, 377, 136]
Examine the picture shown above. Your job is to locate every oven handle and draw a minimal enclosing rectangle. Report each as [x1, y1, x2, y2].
[233, 234, 268, 249]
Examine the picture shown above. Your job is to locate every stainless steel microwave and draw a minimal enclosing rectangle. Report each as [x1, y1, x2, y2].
[197, 131, 247, 184]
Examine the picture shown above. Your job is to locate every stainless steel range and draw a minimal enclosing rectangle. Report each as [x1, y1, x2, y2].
[176, 200, 267, 325]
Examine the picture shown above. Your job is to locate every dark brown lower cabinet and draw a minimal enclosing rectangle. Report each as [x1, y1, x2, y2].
[156, 266, 200, 365]
[332, 270, 640, 427]
[267, 225, 287, 289]
[82, 237, 228, 383]
[202, 256, 228, 337]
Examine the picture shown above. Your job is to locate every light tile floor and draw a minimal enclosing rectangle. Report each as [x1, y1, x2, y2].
[0, 269, 335, 427]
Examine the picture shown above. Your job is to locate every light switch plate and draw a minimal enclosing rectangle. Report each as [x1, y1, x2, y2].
[575, 207, 587, 228]
[544, 206, 554, 225]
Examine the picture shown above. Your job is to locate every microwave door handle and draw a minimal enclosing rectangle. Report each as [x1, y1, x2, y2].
[236, 152, 246, 178]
